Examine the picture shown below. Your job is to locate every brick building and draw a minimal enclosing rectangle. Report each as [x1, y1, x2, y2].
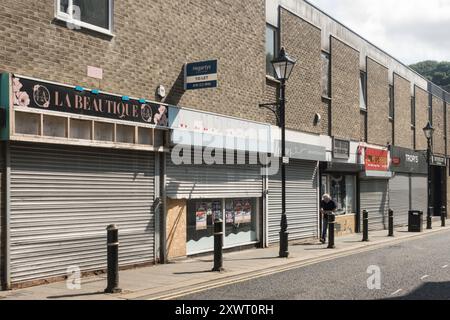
[0, 0, 448, 289]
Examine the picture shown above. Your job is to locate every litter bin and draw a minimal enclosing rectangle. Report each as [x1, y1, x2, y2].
[408, 211, 423, 232]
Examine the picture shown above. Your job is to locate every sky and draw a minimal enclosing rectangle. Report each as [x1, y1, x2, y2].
[307, 0, 450, 65]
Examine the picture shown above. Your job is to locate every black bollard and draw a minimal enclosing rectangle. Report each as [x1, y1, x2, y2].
[427, 206, 433, 230]
[212, 217, 224, 272]
[442, 206, 446, 227]
[327, 214, 335, 249]
[388, 209, 394, 237]
[362, 210, 369, 242]
[105, 224, 122, 294]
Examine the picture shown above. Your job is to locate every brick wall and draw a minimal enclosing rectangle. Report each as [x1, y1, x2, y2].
[280, 9, 325, 134]
[0, 0, 266, 123]
[393, 74, 413, 149]
[432, 96, 446, 155]
[330, 37, 360, 141]
[415, 86, 429, 151]
[366, 58, 389, 146]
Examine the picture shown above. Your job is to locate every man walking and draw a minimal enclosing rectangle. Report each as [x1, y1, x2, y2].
[320, 194, 337, 244]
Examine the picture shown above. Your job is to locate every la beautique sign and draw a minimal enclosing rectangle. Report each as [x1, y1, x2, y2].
[12, 77, 168, 127]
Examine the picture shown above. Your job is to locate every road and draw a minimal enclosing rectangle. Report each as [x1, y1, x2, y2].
[178, 229, 450, 300]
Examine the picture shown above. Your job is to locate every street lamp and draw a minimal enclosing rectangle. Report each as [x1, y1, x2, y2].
[271, 47, 297, 258]
[423, 121, 434, 229]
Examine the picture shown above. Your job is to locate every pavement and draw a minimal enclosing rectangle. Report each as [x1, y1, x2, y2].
[0, 219, 448, 300]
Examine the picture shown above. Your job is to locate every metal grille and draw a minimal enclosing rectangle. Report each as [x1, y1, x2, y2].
[360, 179, 389, 231]
[268, 160, 318, 244]
[411, 175, 427, 215]
[166, 160, 263, 199]
[389, 174, 410, 226]
[9, 143, 155, 284]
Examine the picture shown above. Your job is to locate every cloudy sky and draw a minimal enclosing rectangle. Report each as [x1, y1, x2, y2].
[307, 0, 450, 65]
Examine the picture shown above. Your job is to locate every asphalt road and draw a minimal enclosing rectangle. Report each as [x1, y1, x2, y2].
[179, 229, 450, 300]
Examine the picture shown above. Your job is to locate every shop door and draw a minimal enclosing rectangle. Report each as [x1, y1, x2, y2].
[431, 166, 446, 216]
[9, 143, 156, 285]
[389, 174, 410, 226]
[360, 179, 389, 231]
[268, 160, 319, 244]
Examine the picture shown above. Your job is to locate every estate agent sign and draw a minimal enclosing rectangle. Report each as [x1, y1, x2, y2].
[184, 60, 218, 90]
[12, 76, 168, 126]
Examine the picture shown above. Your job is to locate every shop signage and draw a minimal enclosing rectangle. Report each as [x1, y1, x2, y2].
[365, 148, 388, 171]
[12, 76, 169, 126]
[184, 60, 218, 90]
[390, 146, 427, 174]
[333, 138, 350, 159]
[431, 155, 447, 167]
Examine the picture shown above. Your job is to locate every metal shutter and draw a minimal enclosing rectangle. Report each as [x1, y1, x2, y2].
[10, 143, 155, 284]
[389, 174, 410, 226]
[166, 161, 263, 199]
[411, 175, 427, 215]
[360, 179, 389, 231]
[268, 160, 318, 244]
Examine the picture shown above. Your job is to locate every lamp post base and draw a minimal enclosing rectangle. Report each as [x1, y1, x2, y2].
[279, 231, 289, 258]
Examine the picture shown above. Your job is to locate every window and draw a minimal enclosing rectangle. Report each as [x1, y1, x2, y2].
[389, 85, 394, 119]
[411, 96, 415, 126]
[321, 175, 356, 215]
[56, 0, 113, 35]
[359, 72, 367, 110]
[265, 24, 279, 77]
[321, 52, 330, 98]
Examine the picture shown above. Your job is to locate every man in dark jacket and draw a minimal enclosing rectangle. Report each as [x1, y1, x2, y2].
[320, 194, 337, 244]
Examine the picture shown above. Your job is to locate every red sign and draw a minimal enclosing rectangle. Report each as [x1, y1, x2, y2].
[391, 157, 401, 165]
[365, 148, 388, 171]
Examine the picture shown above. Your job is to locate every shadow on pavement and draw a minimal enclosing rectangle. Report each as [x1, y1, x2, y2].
[384, 282, 450, 300]
[47, 291, 106, 299]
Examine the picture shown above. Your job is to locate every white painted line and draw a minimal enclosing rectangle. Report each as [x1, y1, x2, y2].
[421, 275, 430, 280]
[391, 289, 403, 296]
[442, 265, 448, 269]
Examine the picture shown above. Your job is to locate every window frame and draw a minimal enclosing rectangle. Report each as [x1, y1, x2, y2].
[265, 24, 279, 78]
[389, 85, 394, 119]
[55, 0, 114, 36]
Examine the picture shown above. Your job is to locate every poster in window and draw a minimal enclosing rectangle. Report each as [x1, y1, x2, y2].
[225, 201, 234, 224]
[233, 200, 243, 224]
[242, 200, 252, 224]
[211, 201, 222, 222]
[195, 202, 208, 231]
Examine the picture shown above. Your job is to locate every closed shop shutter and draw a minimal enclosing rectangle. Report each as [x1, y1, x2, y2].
[389, 174, 410, 226]
[268, 160, 318, 244]
[166, 161, 263, 199]
[10, 143, 155, 284]
[360, 179, 389, 231]
[411, 175, 427, 215]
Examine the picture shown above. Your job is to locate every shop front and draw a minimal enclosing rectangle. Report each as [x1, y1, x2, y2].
[165, 107, 270, 257]
[0, 74, 169, 289]
[267, 129, 326, 244]
[430, 155, 447, 217]
[359, 146, 391, 231]
[389, 146, 428, 226]
[320, 138, 363, 236]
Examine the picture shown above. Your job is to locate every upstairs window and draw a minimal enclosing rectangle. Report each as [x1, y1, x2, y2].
[389, 85, 394, 119]
[265, 24, 279, 78]
[411, 96, 415, 126]
[56, 0, 113, 35]
[321, 52, 330, 98]
[359, 71, 367, 110]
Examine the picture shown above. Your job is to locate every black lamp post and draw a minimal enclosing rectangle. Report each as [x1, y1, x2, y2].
[271, 47, 297, 258]
[423, 122, 434, 229]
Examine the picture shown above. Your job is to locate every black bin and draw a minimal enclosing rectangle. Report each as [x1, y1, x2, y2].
[408, 211, 423, 232]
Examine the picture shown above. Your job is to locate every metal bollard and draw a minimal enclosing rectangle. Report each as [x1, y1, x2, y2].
[212, 218, 224, 272]
[327, 214, 335, 249]
[427, 206, 433, 230]
[442, 206, 446, 227]
[105, 224, 122, 294]
[362, 210, 369, 242]
[388, 209, 394, 237]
